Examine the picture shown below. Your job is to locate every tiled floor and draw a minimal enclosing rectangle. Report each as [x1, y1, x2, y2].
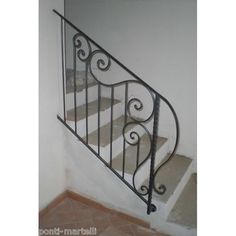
[39, 197, 167, 236]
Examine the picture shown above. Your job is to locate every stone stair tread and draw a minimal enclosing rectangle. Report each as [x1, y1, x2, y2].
[152, 154, 192, 203]
[111, 135, 167, 174]
[66, 70, 97, 94]
[167, 173, 197, 228]
[66, 97, 120, 121]
[83, 116, 133, 147]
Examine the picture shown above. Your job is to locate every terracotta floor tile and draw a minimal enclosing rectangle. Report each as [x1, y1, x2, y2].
[117, 224, 135, 236]
[52, 198, 73, 213]
[73, 207, 94, 222]
[92, 214, 111, 235]
[99, 226, 132, 236]
[39, 207, 76, 228]
[131, 225, 168, 236]
[91, 207, 112, 219]
[69, 198, 89, 211]
[39, 200, 77, 228]
[39, 197, 167, 236]
[109, 214, 132, 227]
[76, 219, 94, 228]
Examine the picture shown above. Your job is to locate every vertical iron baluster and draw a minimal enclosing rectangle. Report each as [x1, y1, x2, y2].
[110, 87, 114, 167]
[61, 19, 66, 121]
[122, 83, 128, 178]
[85, 63, 89, 143]
[64, 13, 67, 108]
[136, 139, 140, 168]
[97, 84, 101, 155]
[147, 94, 160, 214]
[73, 43, 77, 133]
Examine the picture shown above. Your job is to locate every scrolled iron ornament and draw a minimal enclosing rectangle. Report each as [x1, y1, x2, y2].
[97, 57, 111, 72]
[153, 183, 166, 195]
[127, 98, 143, 115]
[73, 33, 92, 62]
[87, 50, 112, 86]
[124, 130, 140, 146]
[127, 90, 155, 123]
[139, 185, 149, 196]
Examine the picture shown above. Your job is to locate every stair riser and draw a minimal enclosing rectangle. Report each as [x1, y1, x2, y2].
[66, 102, 123, 137]
[115, 140, 169, 189]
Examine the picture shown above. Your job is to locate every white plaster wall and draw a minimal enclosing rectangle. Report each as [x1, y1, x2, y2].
[64, 128, 153, 223]
[65, 0, 197, 159]
[39, 0, 66, 210]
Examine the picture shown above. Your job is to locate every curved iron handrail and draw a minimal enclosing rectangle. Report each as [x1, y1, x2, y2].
[53, 9, 180, 214]
[153, 97, 180, 194]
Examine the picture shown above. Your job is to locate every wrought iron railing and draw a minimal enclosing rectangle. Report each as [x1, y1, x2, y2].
[53, 9, 179, 215]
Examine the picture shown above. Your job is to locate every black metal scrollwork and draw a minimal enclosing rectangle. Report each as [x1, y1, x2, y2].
[54, 9, 180, 215]
[73, 33, 92, 62]
[71, 31, 180, 211]
[87, 50, 112, 86]
[127, 91, 155, 123]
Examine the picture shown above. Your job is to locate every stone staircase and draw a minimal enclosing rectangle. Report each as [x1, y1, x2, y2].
[63, 70, 197, 235]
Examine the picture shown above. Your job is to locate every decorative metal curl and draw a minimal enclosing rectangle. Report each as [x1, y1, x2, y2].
[87, 50, 112, 86]
[97, 58, 111, 72]
[73, 33, 92, 62]
[127, 91, 155, 124]
[127, 98, 143, 114]
[139, 185, 149, 196]
[124, 130, 140, 146]
[153, 183, 166, 195]
[122, 122, 152, 196]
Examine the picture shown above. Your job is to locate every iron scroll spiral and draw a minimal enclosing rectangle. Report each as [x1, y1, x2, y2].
[87, 50, 112, 87]
[73, 33, 92, 62]
[126, 93, 155, 123]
